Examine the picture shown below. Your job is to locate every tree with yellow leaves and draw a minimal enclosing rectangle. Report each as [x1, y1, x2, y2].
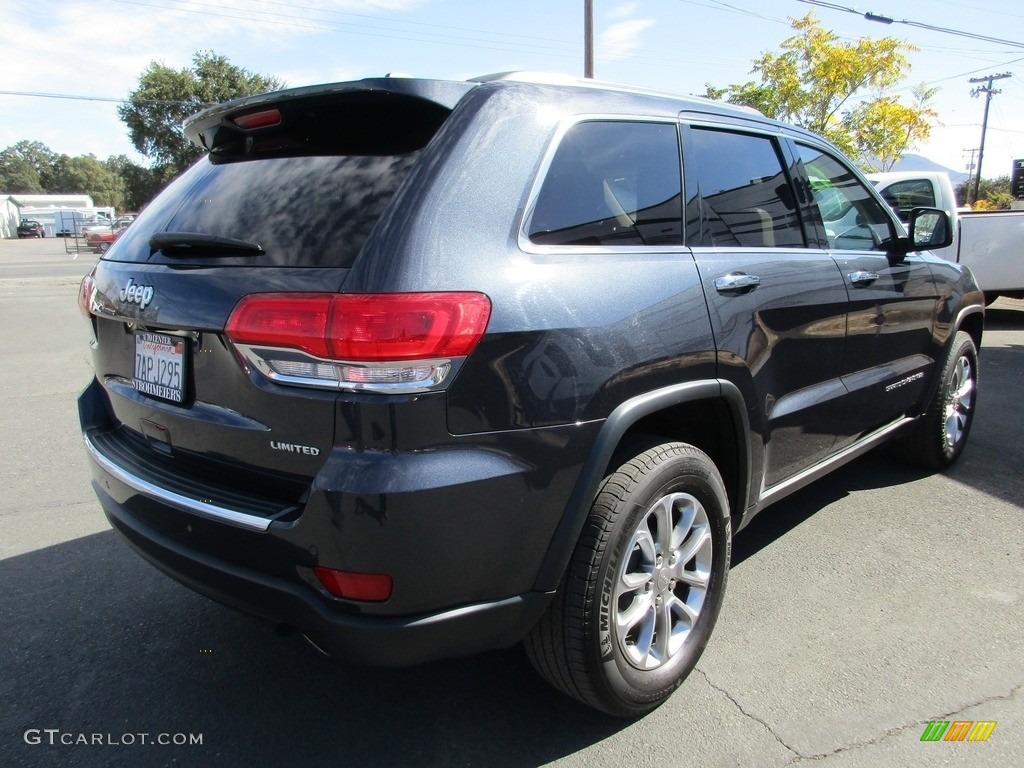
[704, 13, 936, 170]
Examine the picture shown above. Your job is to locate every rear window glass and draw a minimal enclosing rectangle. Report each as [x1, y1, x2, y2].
[108, 153, 418, 268]
[528, 121, 682, 247]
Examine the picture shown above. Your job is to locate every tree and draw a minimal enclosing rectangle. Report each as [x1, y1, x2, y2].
[119, 51, 285, 176]
[0, 140, 57, 193]
[48, 154, 126, 209]
[104, 155, 170, 211]
[956, 175, 1011, 209]
[0, 154, 42, 193]
[848, 85, 938, 171]
[705, 13, 935, 166]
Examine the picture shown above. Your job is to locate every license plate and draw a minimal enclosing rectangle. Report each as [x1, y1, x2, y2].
[133, 331, 187, 403]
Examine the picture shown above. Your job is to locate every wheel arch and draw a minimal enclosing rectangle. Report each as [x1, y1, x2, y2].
[956, 306, 984, 353]
[531, 380, 751, 593]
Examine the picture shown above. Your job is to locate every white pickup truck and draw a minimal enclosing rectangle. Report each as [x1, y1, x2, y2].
[868, 171, 1024, 303]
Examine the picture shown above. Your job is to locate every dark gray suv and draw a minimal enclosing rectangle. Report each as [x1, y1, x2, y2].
[78, 72, 983, 717]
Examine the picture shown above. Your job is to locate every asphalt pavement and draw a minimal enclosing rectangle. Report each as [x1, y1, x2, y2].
[0, 237, 1021, 767]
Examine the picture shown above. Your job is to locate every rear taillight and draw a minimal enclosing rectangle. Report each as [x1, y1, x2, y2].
[225, 292, 491, 393]
[78, 274, 95, 318]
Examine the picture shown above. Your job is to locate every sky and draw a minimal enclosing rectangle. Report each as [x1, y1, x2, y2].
[2, 0, 1024, 179]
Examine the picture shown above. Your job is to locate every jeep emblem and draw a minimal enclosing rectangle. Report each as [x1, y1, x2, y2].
[119, 277, 154, 309]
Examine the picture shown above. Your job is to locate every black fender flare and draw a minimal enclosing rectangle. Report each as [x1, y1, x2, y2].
[911, 303, 984, 419]
[531, 379, 751, 593]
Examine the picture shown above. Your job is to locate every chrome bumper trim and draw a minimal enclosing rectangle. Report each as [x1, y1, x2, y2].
[84, 433, 272, 532]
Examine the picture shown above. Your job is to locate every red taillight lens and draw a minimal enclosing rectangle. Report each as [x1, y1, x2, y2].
[314, 566, 393, 602]
[226, 292, 491, 362]
[79, 274, 95, 318]
[226, 294, 333, 358]
[327, 293, 492, 360]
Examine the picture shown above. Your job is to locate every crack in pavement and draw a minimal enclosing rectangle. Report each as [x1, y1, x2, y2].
[694, 666, 801, 758]
[697, 666, 1022, 765]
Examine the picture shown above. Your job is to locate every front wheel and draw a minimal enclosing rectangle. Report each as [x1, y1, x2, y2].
[891, 331, 978, 468]
[525, 441, 731, 717]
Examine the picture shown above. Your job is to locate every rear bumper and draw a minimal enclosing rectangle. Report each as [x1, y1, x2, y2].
[95, 479, 552, 665]
[79, 378, 586, 664]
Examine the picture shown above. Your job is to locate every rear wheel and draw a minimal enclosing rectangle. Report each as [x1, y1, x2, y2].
[525, 441, 730, 717]
[891, 331, 977, 468]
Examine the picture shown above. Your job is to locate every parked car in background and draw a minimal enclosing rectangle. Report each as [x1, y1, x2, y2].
[869, 171, 1024, 303]
[82, 218, 115, 238]
[83, 214, 138, 238]
[83, 215, 136, 243]
[87, 227, 127, 253]
[17, 219, 45, 238]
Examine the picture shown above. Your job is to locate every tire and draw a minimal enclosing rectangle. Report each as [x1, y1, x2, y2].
[99, 242, 111, 253]
[525, 441, 731, 717]
[890, 331, 978, 469]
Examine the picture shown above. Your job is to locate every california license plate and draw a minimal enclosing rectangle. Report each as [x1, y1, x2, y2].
[133, 331, 187, 403]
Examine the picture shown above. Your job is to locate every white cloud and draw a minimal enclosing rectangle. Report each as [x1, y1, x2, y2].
[598, 19, 655, 61]
[608, 3, 638, 20]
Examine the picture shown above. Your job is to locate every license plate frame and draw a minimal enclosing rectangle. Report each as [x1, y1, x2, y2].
[133, 331, 188, 404]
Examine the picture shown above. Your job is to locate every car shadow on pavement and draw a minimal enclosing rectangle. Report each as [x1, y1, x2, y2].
[0, 530, 628, 768]
[730, 452, 931, 567]
[732, 340, 1023, 568]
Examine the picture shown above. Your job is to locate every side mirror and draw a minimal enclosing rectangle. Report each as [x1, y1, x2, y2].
[907, 207, 952, 251]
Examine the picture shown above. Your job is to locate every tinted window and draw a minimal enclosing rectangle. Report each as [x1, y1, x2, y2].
[797, 144, 896, 252]
[875, 178, 936, 222]
[528, 121, 681, 247]
[107, 152, 419, 268]
[688, 128, 804, 248]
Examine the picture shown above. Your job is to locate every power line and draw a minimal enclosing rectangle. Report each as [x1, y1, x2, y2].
[797, 0, 1024, 49]
[0, 90, 190, 107]
[675, 0, 789, 25]
[0, 91, 125, 104]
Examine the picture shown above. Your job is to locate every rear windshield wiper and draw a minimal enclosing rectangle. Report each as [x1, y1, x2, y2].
[149, 231, 265, 256]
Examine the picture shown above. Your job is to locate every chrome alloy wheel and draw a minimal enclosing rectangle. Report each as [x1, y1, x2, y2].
[943, 354, 975, 452]
[614, 491, 713, 671]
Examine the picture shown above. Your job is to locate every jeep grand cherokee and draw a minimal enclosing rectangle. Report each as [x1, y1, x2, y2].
[79, 72, 983, 717]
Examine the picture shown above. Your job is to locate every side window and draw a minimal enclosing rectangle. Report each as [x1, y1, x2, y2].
[796, 144, 896, 252]
[875, 178, 936, 223]
[687, 128, 804, 248]
[528, 121, 681, 247]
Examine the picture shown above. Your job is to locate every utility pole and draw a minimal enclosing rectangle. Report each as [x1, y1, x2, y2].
[969, 72, 1011, 205]
[584, 0, 594, 79]
[962, 147, 978, 176]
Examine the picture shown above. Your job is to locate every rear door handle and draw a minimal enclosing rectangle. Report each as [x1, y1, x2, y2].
[848, 270, 879, 286]
[714, 273, 761, 294]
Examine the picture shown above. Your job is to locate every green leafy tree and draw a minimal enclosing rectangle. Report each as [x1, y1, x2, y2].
[104, 155, 170, 211]
[956, 175, 1012, 209]
[705, 13, 935, 166]
[48, 154, 126, 209]
[119, 51, 285, 176]
[0, 154, 42, 193]
[0, 140, 57, 193]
